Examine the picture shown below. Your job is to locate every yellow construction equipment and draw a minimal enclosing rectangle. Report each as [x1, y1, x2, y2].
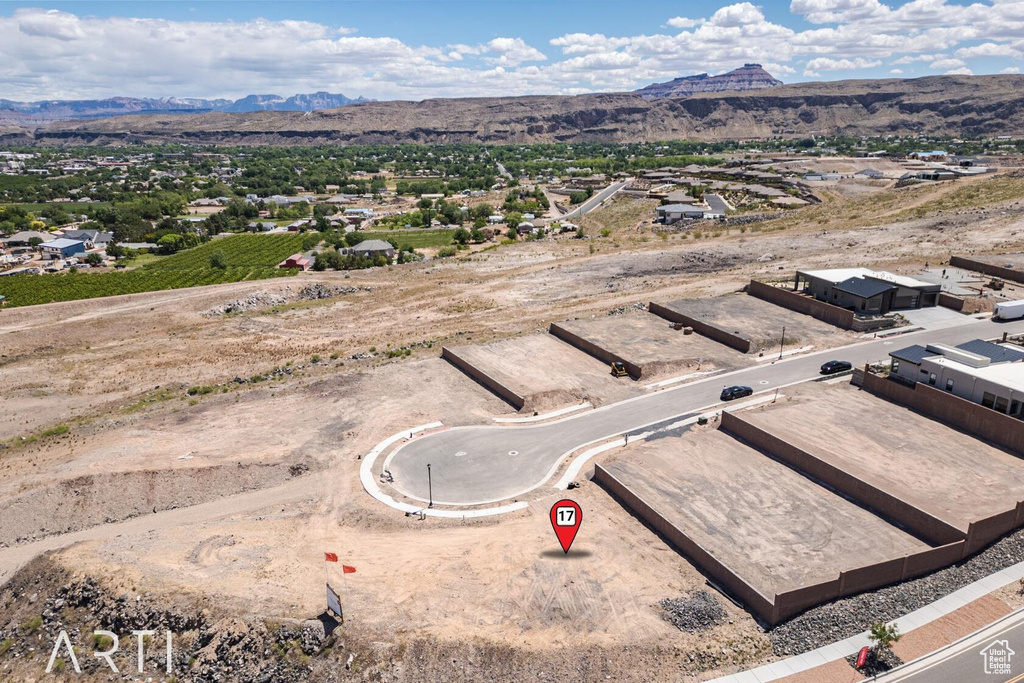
[611, 362, 628, 378]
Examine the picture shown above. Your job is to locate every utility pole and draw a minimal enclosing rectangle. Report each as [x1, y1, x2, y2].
[778, 326, 786, 360]
[427, 463, 433, 508]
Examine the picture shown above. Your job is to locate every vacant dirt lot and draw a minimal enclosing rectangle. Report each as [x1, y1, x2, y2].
[554, 309, 747, 378]
[744, 381, 1024, 533]
[2, 172, 1024, 680]
[443, 333, 641, 411]
[660, 293, 859, 354]
[601, 428, 927, 597]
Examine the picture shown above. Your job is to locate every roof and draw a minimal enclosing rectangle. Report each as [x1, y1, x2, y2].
[658, 203, 704, 212]
[833, 276, 895, 299]
[930, 357, 1024, 394]
[42, 238, 86, 250]
[955, 339, 1024, 365]
[890, 344, 930, 364]
[4, 230, 54, 243]
[351, 239, 394, 252]
[798, 267, 937, 291]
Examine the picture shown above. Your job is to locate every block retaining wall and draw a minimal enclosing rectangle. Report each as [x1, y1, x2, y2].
[648, 301, 752, 353]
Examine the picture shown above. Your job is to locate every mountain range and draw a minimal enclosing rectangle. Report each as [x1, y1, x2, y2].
[3, 74, 1022, 146]
[0, 91, 373, 124]
[635, 64, 783, 99]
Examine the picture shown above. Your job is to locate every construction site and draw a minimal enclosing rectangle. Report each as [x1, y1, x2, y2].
[5, 170, 1024, 682]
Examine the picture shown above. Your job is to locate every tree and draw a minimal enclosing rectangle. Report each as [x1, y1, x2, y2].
[85, 252, 103, 266]
[453, 227, 470, 245]
[469, 228, 484, 243]
[28, 237, 43, 248]
[209, 249, 227, 269]
[868, 621, 901, 656]
[157, 233, 184, 255]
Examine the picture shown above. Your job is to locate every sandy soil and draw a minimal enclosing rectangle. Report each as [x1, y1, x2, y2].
[554, 309, 747, 378]
[744, 381, 1024, 532]
[660, 293, 859, 353]
[600, 428, 927, 597]
[2, 171, 1024, 680]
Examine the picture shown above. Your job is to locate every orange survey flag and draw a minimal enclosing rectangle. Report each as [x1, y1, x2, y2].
[342, 565, 356, 574]
[324, 552, 339, 562]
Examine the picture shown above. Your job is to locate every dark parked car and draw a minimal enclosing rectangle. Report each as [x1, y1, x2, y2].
[720, 385, 753, 401]
[820, 360, 853, 375]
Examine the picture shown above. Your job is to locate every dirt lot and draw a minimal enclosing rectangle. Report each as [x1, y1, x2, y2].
[659, 293, 859, 354]
[554, 309, 747, 378]
[1, 171, 1024, 680]
[600, 428, 927, 598]
[743, 381, 1024, 533]
[443, 333, 641, 411]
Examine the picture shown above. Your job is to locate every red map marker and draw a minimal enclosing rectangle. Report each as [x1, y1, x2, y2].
[549, 499, 582, 554]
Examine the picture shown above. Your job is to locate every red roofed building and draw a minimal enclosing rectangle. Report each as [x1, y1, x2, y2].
[278, 253, 311, 271]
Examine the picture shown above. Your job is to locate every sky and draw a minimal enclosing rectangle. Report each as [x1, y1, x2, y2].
[0, 0, 1022, 102]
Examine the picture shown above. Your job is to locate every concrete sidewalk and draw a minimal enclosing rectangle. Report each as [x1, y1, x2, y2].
[710, 557, 1024, 682]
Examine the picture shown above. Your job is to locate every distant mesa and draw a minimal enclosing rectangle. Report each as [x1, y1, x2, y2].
[635, 63, 783, 99]
[0, 91, 374, 123]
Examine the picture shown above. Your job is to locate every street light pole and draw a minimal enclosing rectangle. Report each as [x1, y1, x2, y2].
[778, 325, 786, 360]
[427, 463, 433, 508]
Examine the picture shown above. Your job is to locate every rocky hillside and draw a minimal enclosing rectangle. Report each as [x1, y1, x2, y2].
[0, 91, 371, 125]
[8, 75, 1024, 146]
[635, 64, 783, 99]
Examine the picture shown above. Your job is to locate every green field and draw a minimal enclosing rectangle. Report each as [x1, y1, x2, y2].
[0, 234, 306, 308]
[6, 202, 112, 213]
[359, 229, 455, 249]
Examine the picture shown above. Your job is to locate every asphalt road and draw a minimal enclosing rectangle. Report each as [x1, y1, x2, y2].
[388, 317, 1024, 505]
[559, 180, 629, 220]
[877, 607, 1024, 682]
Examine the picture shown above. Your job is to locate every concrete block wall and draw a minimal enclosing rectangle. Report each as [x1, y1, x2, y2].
[593, 463, 778, 624]
[747, 280, 856, 330]
[440, 346, 526, 409]
[950, 255, 1024, 285]
[938, 292, 966, 311]
[860, 371, 1024, 459]
[648, 301, 752, 353]
[720, 411, 966, 546]
[549, 323, 641, 378]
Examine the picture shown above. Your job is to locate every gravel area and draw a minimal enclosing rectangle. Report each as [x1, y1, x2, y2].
[659, 590, 727, 632]
[844, 647, 902, 676]
[770, 527, 1024, 656]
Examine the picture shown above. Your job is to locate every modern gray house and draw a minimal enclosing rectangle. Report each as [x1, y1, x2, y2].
[795, 268, 940, 314]
[889, 339, 1024, 416]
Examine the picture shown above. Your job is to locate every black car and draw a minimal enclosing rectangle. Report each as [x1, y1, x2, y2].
[720, 385, 753, 401]
[820, 360, 853, 375]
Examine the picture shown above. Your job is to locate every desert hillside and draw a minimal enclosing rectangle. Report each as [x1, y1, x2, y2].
[6, 74, 1022, 147]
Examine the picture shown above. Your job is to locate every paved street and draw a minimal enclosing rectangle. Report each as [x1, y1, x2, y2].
[559, 180, 629, 219]
[878, 608, 1024, 682]
[388, 317, 1024, 505]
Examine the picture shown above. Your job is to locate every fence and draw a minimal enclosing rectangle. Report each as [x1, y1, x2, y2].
[549, 323, 641, 378]
[747, 280, 857, 330]
[938, 292, 966, 311]
[719, 411, 966, 546]
[859, 370, 1024, 458]
[440, 346, 525, 409]
[648, 301, 752, 353]
[951, 255, 1024, 284]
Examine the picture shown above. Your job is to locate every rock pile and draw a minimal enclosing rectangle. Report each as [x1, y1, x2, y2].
[204, 291, 287, 315]
[658, 591, 727, 632]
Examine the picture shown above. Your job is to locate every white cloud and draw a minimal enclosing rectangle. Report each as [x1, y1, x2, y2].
[955, 42, 1022, 59]
[0, 2, 1020, 101]
[805, 57, 882, 72]
[667, 16, 703, 29]
[890, 68, 903, 74]
[708, 2, 766, 27]
[929, 57, 965, 70]
[483, 37, 546, 67]
[945, 66, 974, 75]
[1002, 66, 1021, 74]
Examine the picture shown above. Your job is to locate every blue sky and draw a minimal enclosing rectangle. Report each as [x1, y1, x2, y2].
[0, 1, 1021, 101]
